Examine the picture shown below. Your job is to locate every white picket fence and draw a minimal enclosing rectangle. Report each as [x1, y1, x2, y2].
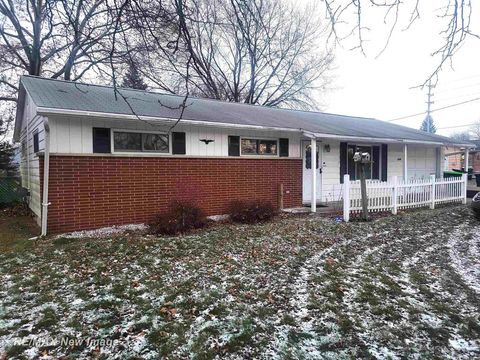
[342, 173, 468, 222]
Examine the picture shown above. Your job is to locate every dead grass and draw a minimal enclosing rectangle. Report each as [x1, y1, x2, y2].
[0, 210, 39, 253]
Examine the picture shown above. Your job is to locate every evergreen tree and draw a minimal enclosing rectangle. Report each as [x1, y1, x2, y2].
[420, 115, 437, 133]
[121, 60, 148, 90]
[0, 118, 17, 177]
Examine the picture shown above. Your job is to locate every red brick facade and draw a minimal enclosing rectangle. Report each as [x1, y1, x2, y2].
[446, 147, 480, 173]
[40, 155, 302, 233]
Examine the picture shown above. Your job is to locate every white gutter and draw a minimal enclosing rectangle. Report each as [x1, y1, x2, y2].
[36, 106, 474, 148]
[26, 115, 30, 190]
[36, 107, 301, 134]
[310, 132, 475, 148]
[41, 118, 50, 237]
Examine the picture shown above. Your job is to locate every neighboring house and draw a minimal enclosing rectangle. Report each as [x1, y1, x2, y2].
[13, 76, 473, 234]
[446, 140, 480, 174]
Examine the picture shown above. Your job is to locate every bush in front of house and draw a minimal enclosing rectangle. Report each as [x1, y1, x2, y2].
[228, 200, 276, 224]
[149, 200, 207, 235]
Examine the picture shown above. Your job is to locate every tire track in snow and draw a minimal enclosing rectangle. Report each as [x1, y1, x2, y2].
[448, 224, 480, 294]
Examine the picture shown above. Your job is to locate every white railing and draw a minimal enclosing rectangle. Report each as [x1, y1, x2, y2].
[342, 173, 468, 222]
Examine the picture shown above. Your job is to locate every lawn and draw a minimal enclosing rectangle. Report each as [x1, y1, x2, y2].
[0, 205, 479, 359]
[0, 208, 39, 253]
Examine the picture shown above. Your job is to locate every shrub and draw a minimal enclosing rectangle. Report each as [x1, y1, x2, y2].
[228, 200, 276, 224]
[149, 200, 207, 235]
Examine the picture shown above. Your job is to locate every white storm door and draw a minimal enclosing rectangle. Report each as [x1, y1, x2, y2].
[302, 141, 322, 203]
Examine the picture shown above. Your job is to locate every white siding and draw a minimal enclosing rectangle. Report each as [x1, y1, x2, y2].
[18, 94, 44, 221]
[38, 114, 445, 207]
[48, 115, 302, 157]
[407, 145, 437, 180]
[387, 143, 405, 180]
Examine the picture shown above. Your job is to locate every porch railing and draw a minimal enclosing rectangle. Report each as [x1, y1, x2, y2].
[342, 174, 468, 222]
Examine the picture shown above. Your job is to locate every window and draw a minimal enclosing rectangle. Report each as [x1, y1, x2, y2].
[143, 133, 169, 152]
[33, 130, 39, 153]
[241, 138, 277, 156]
[347, 145, 373, 180]
[113, 131, 169, 153]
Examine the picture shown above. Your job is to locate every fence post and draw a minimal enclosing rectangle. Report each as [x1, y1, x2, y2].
[462, 173, 468, 204]
[392, 176, 398, 215]
[430, 174, 436, 209]
[343, 174, 350, 222]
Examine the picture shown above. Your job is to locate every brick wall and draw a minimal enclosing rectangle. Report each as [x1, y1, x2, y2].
[40, 155, 303, 233]
[446, 148, 480, 173]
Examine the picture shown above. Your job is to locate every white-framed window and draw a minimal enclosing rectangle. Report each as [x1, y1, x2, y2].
[112, 130, 170, 153]
[240, 138, 278, 156]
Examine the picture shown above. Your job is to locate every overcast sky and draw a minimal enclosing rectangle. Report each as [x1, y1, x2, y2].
[304, 1, 480, 137]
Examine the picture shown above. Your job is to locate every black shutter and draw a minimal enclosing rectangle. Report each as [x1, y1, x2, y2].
[340, 142, 347, 183]
[172, 132, 186, 154]
[372, 145, 380, 180]
[381, 144, 388, 181]
[33, 131, 39, 153]
[228, 136, 240, 156]
[93, 128, 111, 153]
[279, 138, 289, 157]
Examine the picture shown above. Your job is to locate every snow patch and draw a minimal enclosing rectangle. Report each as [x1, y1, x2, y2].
[56, 223, 147, 239]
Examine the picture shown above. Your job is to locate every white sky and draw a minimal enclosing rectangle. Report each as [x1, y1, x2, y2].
[305, 1, 480, 137]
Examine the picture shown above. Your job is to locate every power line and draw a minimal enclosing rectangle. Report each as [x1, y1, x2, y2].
[439, 74, 480, 85]
[437, 123, 476, 130]
[435, 91, 480, 104]
[387, 96, 480, 122]
[435, 82, 480, 95]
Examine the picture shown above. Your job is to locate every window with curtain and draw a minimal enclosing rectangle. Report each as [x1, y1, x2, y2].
[241, 138, 277, 155]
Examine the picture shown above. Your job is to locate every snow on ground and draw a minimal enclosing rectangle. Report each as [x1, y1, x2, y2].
[1, 206, 479, 359]
[448, 224, 480, 294]
[56, 223, 147, 239]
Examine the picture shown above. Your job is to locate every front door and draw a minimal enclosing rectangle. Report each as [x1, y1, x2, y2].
[302, 141, 322, 204]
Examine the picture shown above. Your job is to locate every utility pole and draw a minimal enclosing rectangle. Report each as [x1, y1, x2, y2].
[426, 80, 435, 133]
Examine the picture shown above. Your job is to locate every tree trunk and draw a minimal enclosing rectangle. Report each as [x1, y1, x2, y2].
[360, 163, 368, 221]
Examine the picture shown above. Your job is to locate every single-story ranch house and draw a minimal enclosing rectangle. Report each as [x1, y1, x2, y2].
[14, 76, 473, 234]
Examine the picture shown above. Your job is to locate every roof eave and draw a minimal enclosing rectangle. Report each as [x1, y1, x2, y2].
[36, 106, 303, 133]
[36, 106, 466, 147]
[310, 132, 465, 147]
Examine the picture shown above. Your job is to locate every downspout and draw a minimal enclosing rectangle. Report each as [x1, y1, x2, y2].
[41, 118, 50, 236]
[26, 115, 30, 189]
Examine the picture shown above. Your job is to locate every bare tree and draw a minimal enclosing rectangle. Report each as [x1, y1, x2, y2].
[323, 0, 479, 84]
[49, 0, 119, 81]
[0, 0, 126, 139]
[143, 0, 334, 109]
[450, 131, 471, 141]
[0, 0, 118, 94]
[470, 119, 480, 140]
